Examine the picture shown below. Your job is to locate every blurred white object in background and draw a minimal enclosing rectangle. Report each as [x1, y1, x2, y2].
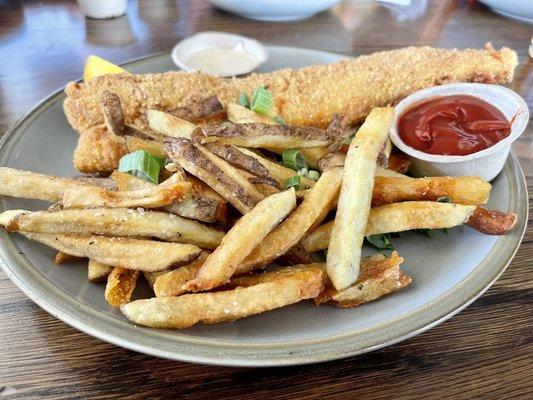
[478, 0, 533, 24]
[77, 0, 127, 19]
[378, 0, 426, 22]
[207, 0, 342, 21]
[529, 35, 533, 59]
[377, 0, 412, 6]
[172, 32, 267, 77]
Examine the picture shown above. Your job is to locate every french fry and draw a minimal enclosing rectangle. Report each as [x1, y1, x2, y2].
[125, 136, 167, 158]
[120, 264, 324, 329]
[88, 259, 113, 283]
[374, 169, 407, 178]
[387, 152, 411, 173]
[111, 171, 227, 223]
[105, 267, 139, 306]
[227, 103, 276, 124]
[185, 188, 296, 292]
[236, 147, 316, 188]
[101, 90, 127, 137]
[19, 233, 201, 272]
[62, 173, 190, 209]
[146, 109, 197, 138]
[199, 123, 332, 149]
[203, 141, 272, 179]
[372, 176, 491, 206]
[153, 251, 210, 297]
[316, 252, 412, 307]
[0, 167, 89, 203]
[143, 270, 169, 289]
[165, 138, 265, 214]
[101, 91, 164, 141]
[237, 169, 342, 274]
[318, 146, 391, 171]
[277, 244, 317, 265]
[54, 251, 82, 265]
[167, 95, 225, 122]
[303, 201, 477, 252]
[466, 206, 517, 235]
[7, 208, 224, 249]
[74, 177, 118, 191]
[327, 108, 394, 290]
[0, 210, 26, 226]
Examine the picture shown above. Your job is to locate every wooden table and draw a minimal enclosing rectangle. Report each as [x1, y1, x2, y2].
[0, 1, 531, 398]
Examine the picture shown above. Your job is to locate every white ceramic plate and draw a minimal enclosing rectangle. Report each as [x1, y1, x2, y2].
[0, 47, 527, 366]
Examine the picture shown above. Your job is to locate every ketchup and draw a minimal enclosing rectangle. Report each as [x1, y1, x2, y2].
[398, 95, 511, 156]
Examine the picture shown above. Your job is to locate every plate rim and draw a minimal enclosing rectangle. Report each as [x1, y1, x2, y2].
[0, 48, 528, 367]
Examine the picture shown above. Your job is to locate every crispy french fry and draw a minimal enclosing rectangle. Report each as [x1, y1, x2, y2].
[120, 264, 324, 329]
[111, 171, 227, 223]
[185, 188, 296, 292]
[316, 252, 412, 307]
[0, 210, 26, 226]
[62, 173, 190, 209]
[277, 244, 317, 265]
[236, 147, 316, 188]
[0, 167, 89, 203]
[203, 141, 272, 179]
[167, 95, 225, 122]
[372, 176, 491, 206]
[146, 109, 197, 138]
[74, 177, 118, 191]
[327, 108, 394, 290]
[237, 169, 342, 274]
[143, 270, 169, 289]
[374, 169, 407, 178]
[303, 201, 477, 252]
[7, 208, 224, 249]
[105, 267, 139, 306]
[153, 251, 210, 297]
[54, 251, 82, 265]
[101, 90, 127, 137]
[466, 206, 517, 235]
[125, 136, 167, 158]
[387, 152, 411, 173]
[101, 91, 164, 141]
[227, 103, 276, 124]
[88, 259, 113, 283]
[19, 233, 201, 272]
[199, 123, 332, 149]
[165, 138, 265, 214]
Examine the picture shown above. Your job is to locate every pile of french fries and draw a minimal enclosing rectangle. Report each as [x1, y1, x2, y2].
[0, 91, 517, 329]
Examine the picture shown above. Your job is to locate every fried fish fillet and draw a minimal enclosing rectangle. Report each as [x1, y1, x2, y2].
[64, 44, 517, 173]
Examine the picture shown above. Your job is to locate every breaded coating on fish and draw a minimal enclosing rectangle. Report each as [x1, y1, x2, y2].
[64, 44, 517, 174]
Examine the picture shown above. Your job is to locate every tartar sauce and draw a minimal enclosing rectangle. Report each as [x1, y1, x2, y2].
[185, 44, 258, 77]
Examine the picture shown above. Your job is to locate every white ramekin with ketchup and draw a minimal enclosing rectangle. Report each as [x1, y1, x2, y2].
[389, 83, 529, 181]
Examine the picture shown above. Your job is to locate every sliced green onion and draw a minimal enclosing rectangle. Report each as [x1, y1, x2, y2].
[307, 170, 320, 181]
[273, 115, 286, 125]
[366, 234, 394, 250]
[284, 176, 302, 190]
[250, 86, 273, 116]
[297, 167, 309, 176]
[118, 150, 166, 184]
[282, 149, 307, 171]
[415, 229, 434, 238]
[437, 196, 452, 203]
[238, 92, 250, 108]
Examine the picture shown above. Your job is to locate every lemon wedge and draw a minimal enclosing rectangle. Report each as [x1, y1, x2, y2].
[84, 55, 129, 82]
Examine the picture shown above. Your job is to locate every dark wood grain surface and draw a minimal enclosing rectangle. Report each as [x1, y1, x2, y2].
[0, 1, 531, 399]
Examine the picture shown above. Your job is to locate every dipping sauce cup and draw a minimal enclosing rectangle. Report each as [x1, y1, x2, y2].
[389, 83, 529, 181]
